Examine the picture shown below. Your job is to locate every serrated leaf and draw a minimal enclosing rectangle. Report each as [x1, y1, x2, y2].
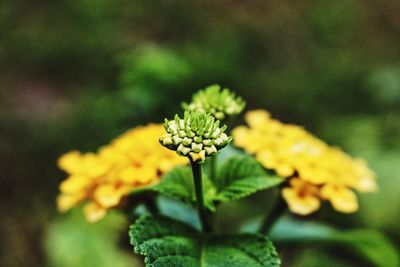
[154, 167, 194, 202]
[141, 155, 283, 212]
[270, 217, 399, 267]
[215, 155, 283, 202]
[152, 166, 217, 211]
[130, 215, 281, 267]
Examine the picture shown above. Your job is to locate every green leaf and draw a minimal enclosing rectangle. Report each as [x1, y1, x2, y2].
[215, 155, 283, 203]
[142, 155, 283, 212]
[130, 215, 281, 267]
[158, 196, 201, 229]
[45, 209, 140, 267]
[152, 166, 217, 211]
[333, 230, 400, 267]
[270, 217, 399, 267]
[154, 167, 194, 203]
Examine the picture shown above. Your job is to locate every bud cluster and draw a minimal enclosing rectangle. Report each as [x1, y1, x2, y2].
[182, 84, 246, 120]
[160, 111, 233, 162]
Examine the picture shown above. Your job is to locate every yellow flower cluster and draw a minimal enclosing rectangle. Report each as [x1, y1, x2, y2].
[232, 110, 377, 215]
[57, 124, 186, 222]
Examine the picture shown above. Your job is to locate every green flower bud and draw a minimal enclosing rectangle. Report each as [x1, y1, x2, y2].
[159, 111, 233, 162]
[182, 84, 246, 120]
[182, 137, 193, 146]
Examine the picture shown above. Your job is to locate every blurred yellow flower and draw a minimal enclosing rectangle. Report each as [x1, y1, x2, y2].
[282, 178, 320, 215]
[57, 123, 186, 223]
[233, 110, 377, 215]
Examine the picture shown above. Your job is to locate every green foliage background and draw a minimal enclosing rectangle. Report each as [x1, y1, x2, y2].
[0, 0, 399, 266]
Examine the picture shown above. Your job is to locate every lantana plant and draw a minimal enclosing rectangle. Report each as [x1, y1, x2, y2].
[57, 85, 398, 267]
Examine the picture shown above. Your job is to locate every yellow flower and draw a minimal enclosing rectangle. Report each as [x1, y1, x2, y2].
[83, 202, 107, 223]
[57, 193, 86, 212]
[282, 178, 320, 215]
[320, 184, 359, 213]
[233, 109, 377, 215]
[57, 123, 186, 222]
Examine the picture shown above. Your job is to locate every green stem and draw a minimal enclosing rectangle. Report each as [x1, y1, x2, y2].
[190, 158, 212, 233]
[259, 195, 287, 234]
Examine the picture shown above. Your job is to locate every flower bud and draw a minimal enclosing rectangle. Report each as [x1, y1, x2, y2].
[160, 111, 233, 162]
[182, 84, 246, 120]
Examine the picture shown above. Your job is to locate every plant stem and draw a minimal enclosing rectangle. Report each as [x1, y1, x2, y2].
[190, 158, 212, 233]
[259, 195, 287, 234]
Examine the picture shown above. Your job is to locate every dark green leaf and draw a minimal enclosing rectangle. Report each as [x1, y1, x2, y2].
[130, 215, 281, 267]
[215, 155, 283, 202]
[270, 217, 399, 267]
[154, 167, 194, 202]
[152, 166, 216, 211]
[139, 155, 283, 212]
[45, 209, 140, 267]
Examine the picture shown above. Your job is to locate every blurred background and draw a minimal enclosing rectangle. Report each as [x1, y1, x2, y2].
[1, 0, 399, 266]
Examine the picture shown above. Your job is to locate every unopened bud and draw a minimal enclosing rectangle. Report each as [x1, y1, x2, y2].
[182, 84, 246, 120]
[159, 111, 233, 162]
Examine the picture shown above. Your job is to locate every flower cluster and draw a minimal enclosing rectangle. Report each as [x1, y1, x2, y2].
[182, 84, 246, 120]
[160, 111, 233, 162]
[57, 124, 186, 222]
[232, 110, 377, 215]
